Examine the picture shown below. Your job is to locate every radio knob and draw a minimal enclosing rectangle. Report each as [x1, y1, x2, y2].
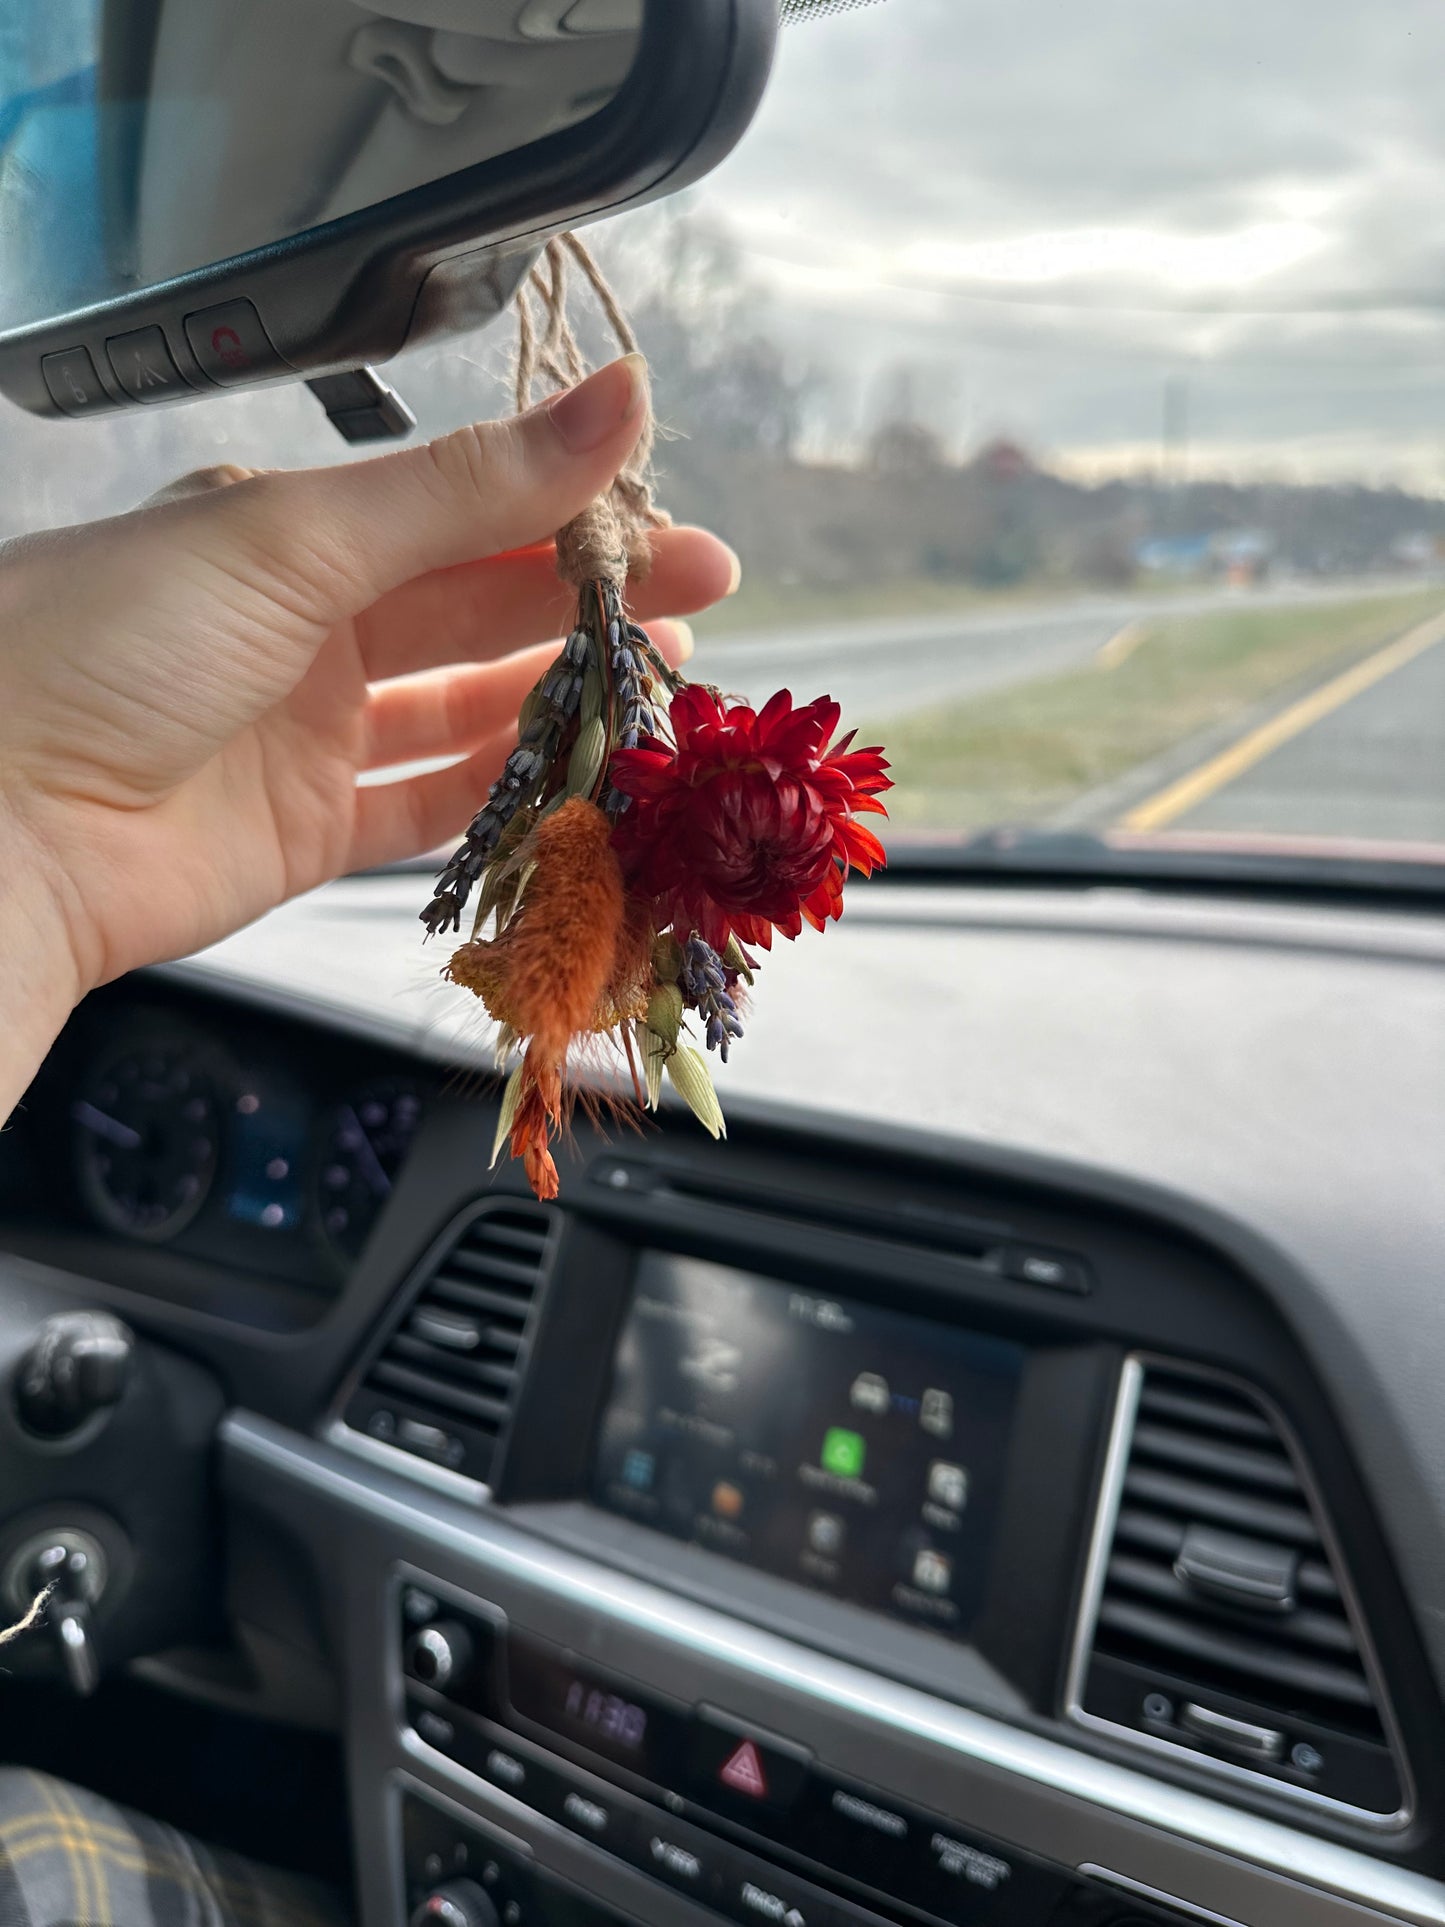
[410, 1881, 498, 1927]
[405, 1620, 473, 1692]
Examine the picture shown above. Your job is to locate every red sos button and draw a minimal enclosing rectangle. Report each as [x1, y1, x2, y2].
[210, 325, 250, 372]
[184, 300, 285, 386]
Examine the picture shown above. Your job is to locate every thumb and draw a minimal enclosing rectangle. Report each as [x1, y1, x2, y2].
[142, 463, 258, 508]
[155, 354, 650, 633]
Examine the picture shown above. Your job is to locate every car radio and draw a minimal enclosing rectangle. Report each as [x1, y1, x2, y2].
[396, 1575, 1193, 1927]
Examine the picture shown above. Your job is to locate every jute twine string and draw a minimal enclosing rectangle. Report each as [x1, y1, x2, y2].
[515, 233, 669, 590]
[0, 1583, 51, 1648]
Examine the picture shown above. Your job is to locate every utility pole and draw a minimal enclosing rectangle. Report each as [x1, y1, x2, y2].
[1162, 375, 1189, 487]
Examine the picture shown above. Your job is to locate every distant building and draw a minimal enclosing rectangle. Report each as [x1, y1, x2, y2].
[972, 437, 1035, 484]
[1135, 528, 1274, 584]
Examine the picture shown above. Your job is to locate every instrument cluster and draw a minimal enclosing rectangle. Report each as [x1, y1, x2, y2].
[9, 987, 427, 1293]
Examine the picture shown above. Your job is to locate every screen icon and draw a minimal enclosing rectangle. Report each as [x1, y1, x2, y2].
[680, 1338, 743, 1394]
[912, 1547, 952, 1595]
[927, 1461, 969, 1512]
[920, 1388, 954, 1439]
[821, 1427, 866, 1480]
[807, 1511, 845, 1557]
[850, 1371, 890, 1415]
[712, 1481, 745, 1521]
[622, 1448, 655, 1491]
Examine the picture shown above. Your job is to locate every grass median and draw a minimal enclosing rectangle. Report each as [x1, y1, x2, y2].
[693, 573, 1057, 637]
[873, 587, 1445, 831]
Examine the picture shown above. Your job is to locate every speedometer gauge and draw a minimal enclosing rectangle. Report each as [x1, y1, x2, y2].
[72, 1046, 219, 1241]
[318, 1082, 422, 1261]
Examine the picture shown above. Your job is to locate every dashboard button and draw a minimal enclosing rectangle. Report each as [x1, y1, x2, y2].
[800, 1778, 915, 1897]
[557, 1788, 618, 1844]
[106, 326, 187, 403]
[403, 1587, 440, 1625]
[689, 1708, 812, 1816]
[41, 347, 117, 415]
[482, 1748, 530, 1795]
[635, 1824, 717, 1901]
[184, 299, 286, 385]
[717, 1856, 835, 1927]
[414, 1708, 457, 1752]
[1001, 1246, 1091, 1294]
[915, 1826, 1068, 1920]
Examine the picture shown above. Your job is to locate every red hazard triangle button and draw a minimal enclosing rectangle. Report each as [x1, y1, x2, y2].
[691, 1712, 811, 1815]
[719, 1738, 769, 1800]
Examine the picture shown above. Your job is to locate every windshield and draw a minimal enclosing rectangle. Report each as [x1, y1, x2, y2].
[5, 0, 1444, 871]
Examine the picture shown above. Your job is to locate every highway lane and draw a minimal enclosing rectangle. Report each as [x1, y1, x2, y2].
[690, 575, 1434, 724]
[1166, 622, 1445, 846]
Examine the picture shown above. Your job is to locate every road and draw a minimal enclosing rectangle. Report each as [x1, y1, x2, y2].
[1160, 619, 1445, 846]
[690, 576, 1432, 725]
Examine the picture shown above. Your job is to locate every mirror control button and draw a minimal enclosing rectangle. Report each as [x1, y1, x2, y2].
[184, 299, 286, 385]
[41, 348, 117, 416]
[106, 327, 187, 403]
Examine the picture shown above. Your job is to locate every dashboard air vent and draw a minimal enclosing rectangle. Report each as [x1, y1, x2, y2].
[1070, 1361, 1404, 1818]
[342, 1203, 554, 1487]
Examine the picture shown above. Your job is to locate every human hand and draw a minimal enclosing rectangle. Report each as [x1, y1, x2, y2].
[0, 355, 737, 1110]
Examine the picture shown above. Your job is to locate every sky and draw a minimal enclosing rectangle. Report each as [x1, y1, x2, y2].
[6, 0, 1445, 532]
[682, 0, 1445, 487]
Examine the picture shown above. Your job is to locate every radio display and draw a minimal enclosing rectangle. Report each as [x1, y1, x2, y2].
[592, 1255, 1025, 1638]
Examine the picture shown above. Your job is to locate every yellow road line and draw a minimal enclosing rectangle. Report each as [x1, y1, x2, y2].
[1121, 609, 1445, 832]
[1095, 619, 1151, 670]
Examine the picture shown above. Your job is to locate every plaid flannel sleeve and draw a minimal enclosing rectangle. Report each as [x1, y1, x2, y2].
[0, 1769, 348, 1927]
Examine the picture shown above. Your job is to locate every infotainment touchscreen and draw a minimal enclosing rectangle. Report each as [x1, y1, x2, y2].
[592, 1254, 1025, 1637]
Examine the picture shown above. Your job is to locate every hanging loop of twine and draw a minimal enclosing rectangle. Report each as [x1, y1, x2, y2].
[514, 232, 670, 591]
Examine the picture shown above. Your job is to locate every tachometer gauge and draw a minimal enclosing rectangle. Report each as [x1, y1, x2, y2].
[72, 1046, 219, 1241]
[318, 1082, 422, 1261]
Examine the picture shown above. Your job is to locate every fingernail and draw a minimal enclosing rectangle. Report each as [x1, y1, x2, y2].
[722, 546, 743, 596]
[671, 620, 695, 662]
[547, 354, 647, 453]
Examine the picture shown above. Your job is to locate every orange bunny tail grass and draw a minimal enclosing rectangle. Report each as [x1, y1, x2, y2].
[447, 798, 626, 1052]
[509, 1053, 564, 1202]
[449, 799, 633, 1199]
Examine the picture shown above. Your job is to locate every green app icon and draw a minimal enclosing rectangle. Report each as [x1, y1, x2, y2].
[821, 1426, 866, 1480]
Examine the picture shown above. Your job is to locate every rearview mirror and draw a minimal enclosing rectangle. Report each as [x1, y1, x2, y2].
[0, 0, 776, 440]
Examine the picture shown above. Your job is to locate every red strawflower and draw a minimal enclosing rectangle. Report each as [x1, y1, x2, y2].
[609, 686, 891, 952]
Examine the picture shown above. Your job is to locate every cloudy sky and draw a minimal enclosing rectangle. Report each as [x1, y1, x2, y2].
[685, 0, 1445, 486]
[7, 0, 1445, 535]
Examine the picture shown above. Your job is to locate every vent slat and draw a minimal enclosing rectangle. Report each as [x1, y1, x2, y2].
[1137, 1384, 1276, 1442]
[461, 1221, 549, 1257]
[1130, 1422, 1299, 1495]
[1096, 1598, 1376, 1710]
[345, 1203, 553, 1485]
[369, 1359, 510, 1425]
[387, 1332, 520, 1392]
[445, 1247, 545, 1290]
[1105, 1554, 1358, 1655]
[1122, 1465, 1318, 1546]
[427, 1276, 538, 1319]
[1082, 1364, 1393, 1780]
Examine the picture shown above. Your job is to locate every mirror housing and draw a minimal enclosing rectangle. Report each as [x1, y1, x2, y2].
[0, 0, 776, 439]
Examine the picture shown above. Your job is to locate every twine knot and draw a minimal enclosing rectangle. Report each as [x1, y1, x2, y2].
[515, 233, 670, 591]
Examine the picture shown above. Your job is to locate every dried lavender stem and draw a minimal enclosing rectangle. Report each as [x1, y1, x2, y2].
[420, 626, 591, 935]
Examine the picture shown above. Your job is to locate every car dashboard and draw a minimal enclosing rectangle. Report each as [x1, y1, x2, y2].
[1, 874, 1443, 1927]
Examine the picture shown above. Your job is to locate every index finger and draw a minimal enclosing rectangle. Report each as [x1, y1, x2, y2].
[355, 525, 740, 680]
[153, 357, 651, 637]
